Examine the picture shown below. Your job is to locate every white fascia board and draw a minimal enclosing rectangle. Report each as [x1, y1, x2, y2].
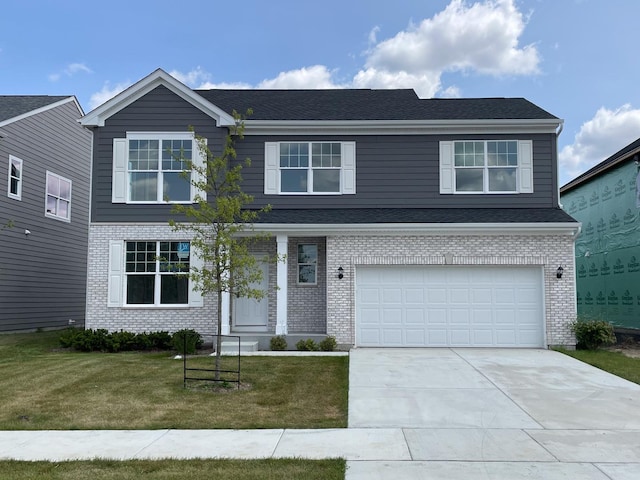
[243, 118, 562, 136]
[248, 222, 581, 237]
[79, 69, 235, 127]
[0, 96, 77, 128]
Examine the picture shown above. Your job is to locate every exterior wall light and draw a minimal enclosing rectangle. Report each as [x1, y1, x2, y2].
[556, 266, 564, 279]
[338, 266, 344, 279]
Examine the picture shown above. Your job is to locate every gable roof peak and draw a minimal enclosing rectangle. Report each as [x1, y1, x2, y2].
[79, 68, 235, 127]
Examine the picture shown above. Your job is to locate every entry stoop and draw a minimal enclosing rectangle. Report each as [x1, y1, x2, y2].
[219, 341, 259, 354]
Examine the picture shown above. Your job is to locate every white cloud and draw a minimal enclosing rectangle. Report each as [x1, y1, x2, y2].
[258, 65, 342, 89]
[559, 104, 640, 181]
[49, 63, 92, 82]
[89, 0, 541, 104]
[88, 81, 131, 110]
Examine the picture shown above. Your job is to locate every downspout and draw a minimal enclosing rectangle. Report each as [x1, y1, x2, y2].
[555, 121, 565, 208]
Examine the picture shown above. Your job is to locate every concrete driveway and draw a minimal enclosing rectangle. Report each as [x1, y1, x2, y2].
[347, 348, 640, 479]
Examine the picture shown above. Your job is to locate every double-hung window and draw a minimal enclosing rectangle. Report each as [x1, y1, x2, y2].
[439, 139, 533, 194]
[125, 241, 190, 305]
[297, 244, 318, 284]
[264, 141, 356, 195]
[45, 171, 72, 221]
[112, 132, 201, 204]
[128, 135, 192, 202]
[7, 155, 22, 200]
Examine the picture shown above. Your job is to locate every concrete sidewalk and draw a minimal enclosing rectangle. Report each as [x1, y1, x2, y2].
[1, 348, 639, 480]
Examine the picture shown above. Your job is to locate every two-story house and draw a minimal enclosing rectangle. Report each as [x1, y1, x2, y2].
[1, 95, 92, 332]
[80, 69, 579, 349]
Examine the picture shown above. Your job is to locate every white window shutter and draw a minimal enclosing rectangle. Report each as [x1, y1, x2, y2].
[112, 138, 127, 203]
[518, 140, 534, 193]
[189, 246, 204, 307]
[191, 137, 207, 202]
[264, 142, 279, 194]
[342, 142, 356, 194]
[439, 141, 454, 194]
[108, 241, 124, 307]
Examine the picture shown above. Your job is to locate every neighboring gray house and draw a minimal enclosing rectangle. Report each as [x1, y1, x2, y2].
[0, 96, 92, 331]
[80, 69, 579, 349]
[561, 138, 640, 331]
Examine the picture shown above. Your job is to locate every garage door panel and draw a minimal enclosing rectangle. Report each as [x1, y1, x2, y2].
[356, 266, 544, 348]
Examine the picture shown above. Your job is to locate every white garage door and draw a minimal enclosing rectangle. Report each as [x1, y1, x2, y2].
[356, 266, 544, 348]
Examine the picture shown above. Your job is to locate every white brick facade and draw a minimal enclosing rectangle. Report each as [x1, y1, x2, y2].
[88, 224, 577, 348]
[325, 233, 577, 348]
[87, 224, 216, 335]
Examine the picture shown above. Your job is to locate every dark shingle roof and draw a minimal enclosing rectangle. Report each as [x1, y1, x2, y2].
[251, 208, 577, 225]
[0, 96, 70, 123]
[195, 89, 558, 121]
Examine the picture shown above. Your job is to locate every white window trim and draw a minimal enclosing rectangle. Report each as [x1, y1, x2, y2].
[113, 132, 204, 204]
[297, 243, 318, 285]
[108, 240, 203, 308]
[439, 139, 533, 195]
[44, 171, 72, 222]
[264, 141, 356, 195]
[7, 155, 23, 200]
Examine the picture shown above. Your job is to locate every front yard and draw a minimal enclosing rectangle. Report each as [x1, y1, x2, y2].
[0, 331, 348, 430]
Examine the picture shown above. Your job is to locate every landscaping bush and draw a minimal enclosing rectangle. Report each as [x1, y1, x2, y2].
[270, 335, 288, 351]
[296, 338, 319, 351]
[172, 329, 204, 355]
[571, 318, 616, 350]
[59, 329, 176, 353]
[318, 336, 337, 352]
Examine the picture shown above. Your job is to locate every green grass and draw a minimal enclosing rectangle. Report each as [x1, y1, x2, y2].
[0, 331, 348, 430]
[0, 459, 346, 480]
[558, 348, 640, 385]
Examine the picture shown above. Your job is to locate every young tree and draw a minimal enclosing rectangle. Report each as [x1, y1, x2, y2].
[170, 111, 274, 379]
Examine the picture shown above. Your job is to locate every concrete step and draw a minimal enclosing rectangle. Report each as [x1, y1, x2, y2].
[218, 341, 259, 354]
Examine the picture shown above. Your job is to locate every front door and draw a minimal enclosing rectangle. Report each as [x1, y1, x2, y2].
[233, 257, 269, 331]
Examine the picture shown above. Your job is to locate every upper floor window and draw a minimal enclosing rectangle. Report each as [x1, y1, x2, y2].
[7, 155, 22, 200]
[112, 132, 201, 204]
[45, 171, 71, 221]
[439, 140, 533, 194]
[264, 141, 356, 195]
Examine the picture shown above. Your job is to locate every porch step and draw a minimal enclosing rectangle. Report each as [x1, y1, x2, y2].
[218, 341, 259, 354]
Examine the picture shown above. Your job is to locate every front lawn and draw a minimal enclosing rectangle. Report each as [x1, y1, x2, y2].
[0, 459, 346, 480]
[558, 348, 640, 385]
[0, 331, 348, 430]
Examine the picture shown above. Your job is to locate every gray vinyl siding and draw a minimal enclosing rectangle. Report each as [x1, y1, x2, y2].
[0, 100, 92, 332]
[90, 86, 559, 223]
[240, 133, 558, 209]
[90, 85, 225, 223]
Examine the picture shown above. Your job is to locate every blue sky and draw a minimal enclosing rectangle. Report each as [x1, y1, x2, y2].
[1, 0, 639, 185]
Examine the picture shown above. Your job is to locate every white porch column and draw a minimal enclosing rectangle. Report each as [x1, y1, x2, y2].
[275, 234, 288, 335]
[221, 291, 231, 335]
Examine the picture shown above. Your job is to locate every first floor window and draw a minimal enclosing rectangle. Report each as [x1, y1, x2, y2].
[128, 134, 192, 203]
[8, 155, 22, 200]
[45, 171, 71, 221]
[297, 244, 317, 284]
[454, 140, 518, 193]
[125, 241, 190, 305]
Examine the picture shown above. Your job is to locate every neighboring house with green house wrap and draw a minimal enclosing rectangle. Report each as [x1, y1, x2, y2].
[561, 138, 640, 332]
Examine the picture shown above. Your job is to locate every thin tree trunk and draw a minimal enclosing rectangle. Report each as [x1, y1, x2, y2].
[215, 284, 223, 381]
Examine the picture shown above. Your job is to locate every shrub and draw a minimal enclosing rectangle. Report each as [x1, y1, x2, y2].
[270, 335, 288, 351]
[172, 329, 203, 355]
[147, 331, 173, 350]
[318, 336, 337, 352]
[59, 327, 82, 348]
[571, 318, 616, 350]
[296, 338, 319, 351]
